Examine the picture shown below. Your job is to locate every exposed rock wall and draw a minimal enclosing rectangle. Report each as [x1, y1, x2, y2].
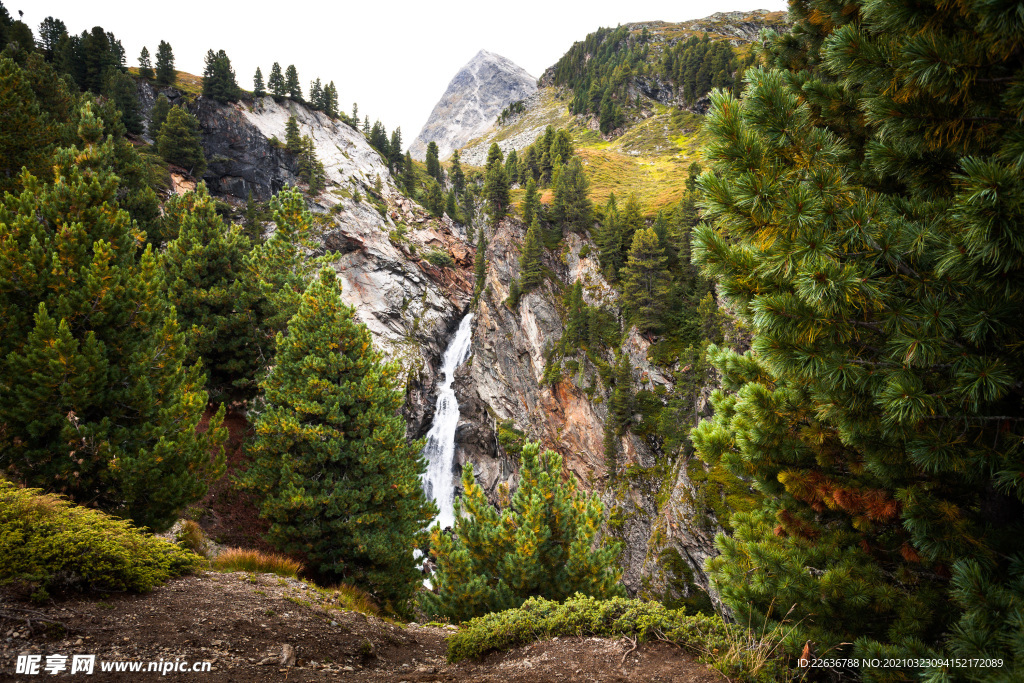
[137, 83, 475, 437]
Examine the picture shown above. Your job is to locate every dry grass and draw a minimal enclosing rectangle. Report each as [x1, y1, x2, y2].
[174, 520, 209, 558]
[212, 548, 303, 579]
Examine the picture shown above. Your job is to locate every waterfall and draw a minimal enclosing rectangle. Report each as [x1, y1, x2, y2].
[421, 313, 474, 530]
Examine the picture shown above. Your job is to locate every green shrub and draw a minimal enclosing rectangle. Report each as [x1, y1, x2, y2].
[423, 249, 454, 268]
[448, 594, 792, 681]
[0, 480, 204, 602]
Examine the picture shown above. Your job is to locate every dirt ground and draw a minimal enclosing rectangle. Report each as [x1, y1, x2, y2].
[1, 572, 725, 682]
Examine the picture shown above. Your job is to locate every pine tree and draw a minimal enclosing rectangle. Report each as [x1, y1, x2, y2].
[0, 117, 225, 531]
[154, 40, 174, 86]
[690, 0, 1024, 675]
[608, 353, 632, 434]
[519, 218, 544, 292]
[308, 78, 322, 110]
[551, 156, 591, 234]
[201, 49, 239, 103]
[37, 17, 67, 62]
[323, 82, 338, 118]
[521, 177, 539, 228]
[597, 194, 622, 280]
[244, 190, 260, 242]
[388, 128, 403, 172]
[473, 229, 486, 299]
[445, 189, 458, 222]
[157, 105, 206, 177]
[147, 93, 171, 139]
[450, 149, 465, 195]
[424, 179, 444, 218]
[159, 185, 264, 400]
[138, 46, 153, 80]
[402, 151, 416, 194]
[252, 67, 265, 98]
[504, 149, 519, 186]
[104, 70, 142, 135]
[0, 57, 53, 195]
[621, 227, 669, 334]
[284, 64, 301, 100]
[284, 115, 301, 154]
[425, 141, 442, 183]
[267, 62, 285, 99]
[619, 193, 644, 254]
[422, 441, 623, 622]
[483, 144, 509, 227]
[243, 269, 435, 605]
[563, 280, 585, 347]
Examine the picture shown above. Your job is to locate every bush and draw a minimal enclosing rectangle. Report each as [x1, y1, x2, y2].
[211, 548, 303, 579]
[423, 249, 454, 268]
[448, 594, 792, 681]
[0, 480, 204, 602]
[174, 520, 209, 558]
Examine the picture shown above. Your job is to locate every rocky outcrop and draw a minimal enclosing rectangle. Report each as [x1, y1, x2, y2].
[136, 84, 475, 437]
[446, 217, 722, 603]
[410, 50, 537, 161]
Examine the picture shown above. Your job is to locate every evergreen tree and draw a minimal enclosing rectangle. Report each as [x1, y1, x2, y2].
[297, 136, 325, 195]
[284, 64, 301, 100]
[450, 149, 465, 195]
[362, 116, 369, 135]
[157, 105, 206, 177]
[388, 127, 403, 172]
[608, 353, 632, 434]
[323, 81, 338, 118]
[425, 140, 442, 183]
[422, 442, 623, 622]
[563, 280, 585, 347]
[147, 92, 171, 139]
[154, 40, 174, 86]
[445, 189, 458, 222]
[521, 177, 539, 228]
[284, 115, 301, 154]
[104, 69, 142, 135]
[159, 185, 264, 400]
[621, 227, 669, 333]
[243, 268, 435, 605]
[519, 218, 544, 292]
[0, 118, 225, 531]
[368, 120, 389, 157]
[619, 193, 644, 254]
[597, 194, 622, 280]
[0, 57, 53, 195]
[267, 62, 285, 99]
[551, 156, 591, 233]
[473, 229, 486, 299]
[244, 190, 260, 242]
[402, 151, 416, 194]
[691, 0, 1024, 675]
[308, 78, 322, 110]
[424, 178, 444, 218]
[483, 145, 509, 227]
[37, 17, 67, 62]
[252, 66, 265, 98]
[202, 49, 240, 103]
[504, 149, 519, 186]
[138, 46, 153, 80]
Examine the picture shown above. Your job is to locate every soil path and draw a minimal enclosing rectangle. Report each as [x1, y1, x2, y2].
[2, 573, 724, 682]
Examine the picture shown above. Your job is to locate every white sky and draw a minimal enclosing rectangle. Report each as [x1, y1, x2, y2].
[19, 1, 786, 148]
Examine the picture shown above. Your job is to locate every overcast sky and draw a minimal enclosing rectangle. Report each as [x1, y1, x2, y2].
[20, 1, 786, 148]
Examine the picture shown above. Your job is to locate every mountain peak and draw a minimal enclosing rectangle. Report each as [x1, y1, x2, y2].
[410, 51, 536, 161]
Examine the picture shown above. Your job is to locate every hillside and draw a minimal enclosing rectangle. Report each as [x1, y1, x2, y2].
[455, 9, 787, 215]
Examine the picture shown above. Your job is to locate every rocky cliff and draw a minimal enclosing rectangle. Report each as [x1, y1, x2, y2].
[409, 50, 537, 162]
[448, 217, 723, 606]
[137, 83, 475, 435]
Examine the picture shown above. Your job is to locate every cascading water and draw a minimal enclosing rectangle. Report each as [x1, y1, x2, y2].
[420, 313, 474, 530]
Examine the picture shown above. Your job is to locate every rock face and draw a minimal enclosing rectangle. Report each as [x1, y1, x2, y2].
[449, 217, 722, 604]
[136, 83, 475, 437]
[409, 50, 537, 161]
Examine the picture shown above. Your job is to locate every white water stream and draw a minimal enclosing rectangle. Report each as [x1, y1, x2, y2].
[420, 313, 474, 530]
